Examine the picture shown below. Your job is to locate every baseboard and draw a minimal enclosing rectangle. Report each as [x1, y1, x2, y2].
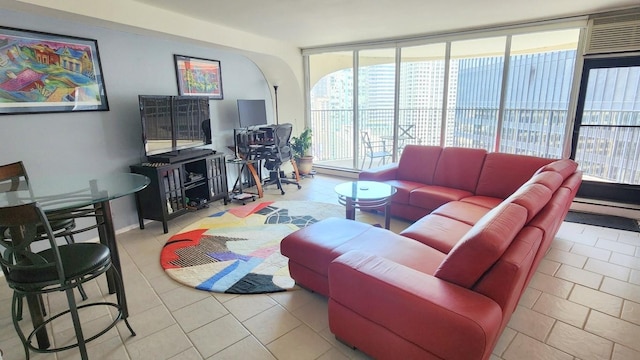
[571, 198, 640, 220]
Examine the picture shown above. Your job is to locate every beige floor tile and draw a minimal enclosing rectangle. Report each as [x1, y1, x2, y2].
[267, 324, 333, 360]
[502, 333, 572, 360]
[571, 243, 612, 261]
[585, 311, 640, 352]
[550, 239, 574, 252]
[167, 347, 203, 360]
[125, 323, 192, 360]
[600, 277, 640, 303]
[188, 314, 250, 358]
[518, 287, 542, 308]
[631, 270, 640, 285]
[555, 264, 603, 289]
[116, 304, 175, 343]
[223, 294, 278, 322]
[569, 285, 623, 317]
[506, 306, 555, 341]
[173, 296, 229, 333]
[621, 300, 640, 326]
[612, 343, 640, 360]
[547, 321, 613, 360]
[317, 348, 351, 360]
[291, 294, 330, 332]
[208, 335, 277, 360]
[529, 272, 574, 299]
[610, 252, 640, 271]
[243, 305, 302, 344]
[536, 259, 561, 276]
[158, 285, 212, 312]
[543, 248, 587, 268]
[317, 327, 372, 359]
[532, 293, 589, 328]
[268, 289, 317, 312]
[617, 233, 640, 247]
[493, 326, 517, 357]
[596, 238, 636, 255]
[585, 258, 631, 281]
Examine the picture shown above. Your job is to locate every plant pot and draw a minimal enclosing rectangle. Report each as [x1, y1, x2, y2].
[296, 156, 314, 175]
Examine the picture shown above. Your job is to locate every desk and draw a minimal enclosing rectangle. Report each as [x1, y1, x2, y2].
[0, 172, 149, 349]
[227, 158, 262, 202]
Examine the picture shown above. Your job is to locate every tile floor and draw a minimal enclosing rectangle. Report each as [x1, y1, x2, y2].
[1, 174, 639, 359]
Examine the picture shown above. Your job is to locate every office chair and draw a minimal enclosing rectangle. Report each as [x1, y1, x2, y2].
[0, 202, 136, 360]
[361, 131, 392, 169]
[0, 161, 87, 320]
[262, 123, 302, 195]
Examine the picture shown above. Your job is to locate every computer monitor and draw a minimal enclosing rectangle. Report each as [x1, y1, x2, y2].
[237, 99, 268, 128]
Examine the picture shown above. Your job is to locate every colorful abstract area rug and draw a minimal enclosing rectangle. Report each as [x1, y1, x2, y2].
[160, 201, 344, 294]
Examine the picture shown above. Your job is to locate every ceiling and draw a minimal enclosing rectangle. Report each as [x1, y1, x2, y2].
[134, 0, 639, 48]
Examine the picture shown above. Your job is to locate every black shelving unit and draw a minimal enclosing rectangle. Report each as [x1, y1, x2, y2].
[130, 152, 229, 233]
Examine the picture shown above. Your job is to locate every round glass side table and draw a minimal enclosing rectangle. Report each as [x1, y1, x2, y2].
[334, 180, 397, 229]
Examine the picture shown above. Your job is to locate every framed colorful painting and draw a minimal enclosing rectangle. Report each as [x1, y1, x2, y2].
[0, 26, 109, 115]
[174, 55, 223, 99]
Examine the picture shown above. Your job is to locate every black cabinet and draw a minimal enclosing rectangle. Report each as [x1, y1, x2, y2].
[130, 153, 229, 233]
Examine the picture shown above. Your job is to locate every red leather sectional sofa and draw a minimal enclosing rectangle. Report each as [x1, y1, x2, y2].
[281, 146, 582, 360]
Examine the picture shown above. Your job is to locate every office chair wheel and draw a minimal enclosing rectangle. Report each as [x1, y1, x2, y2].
[280, 190, 285, 195]
[297, 184, 302, 189]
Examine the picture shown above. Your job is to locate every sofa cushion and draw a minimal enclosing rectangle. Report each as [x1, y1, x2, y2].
[535, 159, 578, 180]
[397, 145, 442, 184]
[475, 152, 553, 199]
[281, 217, 446, 280]
[527, 171, 563, 191]
[432, 201, 493, 225]
[460, 195, 503, 209]
[400, 213, 473, 253]
[432, 147, 487, 192]
[409, 185, 474, 212]
[385, 179, 425, 205]
[506, 183, 553, 223]
[434, 202, 528, 288]
[359, 163, 398, 182]
[473, 226, 542, 327]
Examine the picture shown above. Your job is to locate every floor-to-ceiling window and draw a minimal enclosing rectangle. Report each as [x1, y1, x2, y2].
[357, 48, 396, 169]
[308, 52, 353, 169]
[306, 24, 580, 170]
[398, 43, 446, 147]
[500, 29, 581, 158]
[447, 36, 506, 150]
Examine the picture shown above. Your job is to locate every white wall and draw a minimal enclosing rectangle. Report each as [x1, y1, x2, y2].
[0, 8, 276, 237]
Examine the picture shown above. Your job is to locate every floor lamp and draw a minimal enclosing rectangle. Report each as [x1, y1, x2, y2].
[274, 85, 279, 125]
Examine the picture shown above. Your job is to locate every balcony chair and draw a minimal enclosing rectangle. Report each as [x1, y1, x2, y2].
[0, 161, 86, 320]
[262, 123, 302, 195]
[0, 202, 136, 360]
[361, 131, 392, 169]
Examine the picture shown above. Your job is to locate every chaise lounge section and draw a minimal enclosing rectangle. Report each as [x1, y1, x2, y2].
[281, 146, 582, 360]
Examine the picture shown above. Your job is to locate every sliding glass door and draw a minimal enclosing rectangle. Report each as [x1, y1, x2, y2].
[571, 57, 640, 203]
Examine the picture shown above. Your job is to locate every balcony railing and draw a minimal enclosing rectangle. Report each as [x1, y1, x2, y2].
[310, 108, 640, 185]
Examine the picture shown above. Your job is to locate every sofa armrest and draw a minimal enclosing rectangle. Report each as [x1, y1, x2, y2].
[328, 250, 502, 360]
[359, 163, 398, 181]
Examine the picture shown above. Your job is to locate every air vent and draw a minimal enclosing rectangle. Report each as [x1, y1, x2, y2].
[584, 10, 640, 55]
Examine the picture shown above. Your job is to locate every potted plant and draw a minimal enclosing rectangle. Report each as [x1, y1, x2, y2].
[290, 127, 313, 175]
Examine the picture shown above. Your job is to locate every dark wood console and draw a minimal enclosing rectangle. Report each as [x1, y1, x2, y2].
[130, 152, 229, 233]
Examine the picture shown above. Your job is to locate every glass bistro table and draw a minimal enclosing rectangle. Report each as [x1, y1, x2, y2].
[0, 172, 149, 349]
[335, 180, 397, 229]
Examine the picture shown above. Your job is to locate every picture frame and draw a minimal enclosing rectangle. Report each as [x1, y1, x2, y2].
[0, 26, 109, 115]
[174, 54, 223, 99]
